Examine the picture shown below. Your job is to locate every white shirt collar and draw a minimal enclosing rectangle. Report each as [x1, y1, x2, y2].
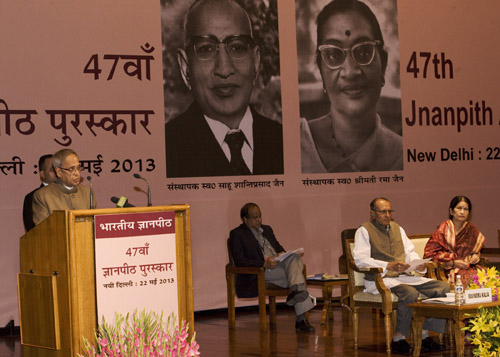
[204, 107, 254, 172]
[204, 107, 254, 149]
[63, 183, 74, 190]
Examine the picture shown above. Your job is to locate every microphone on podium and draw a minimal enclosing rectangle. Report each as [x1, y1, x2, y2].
[110, 196, 135, 208]
[133, 173, 152, 206]
[87, 176, 94, 209]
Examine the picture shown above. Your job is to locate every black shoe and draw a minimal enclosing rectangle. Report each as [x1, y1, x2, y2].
[390, 339, 411, 354]
[421, 337, 444, 352]
[295, 319, 315, 333]
[286, 290, 308, 306]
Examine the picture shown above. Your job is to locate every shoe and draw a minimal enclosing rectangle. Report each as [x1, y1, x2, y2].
[286, 290, 308, 306]
[295, 319, 315, 333]
[421, 336, 444, 352]
[390, 339, 411, 354]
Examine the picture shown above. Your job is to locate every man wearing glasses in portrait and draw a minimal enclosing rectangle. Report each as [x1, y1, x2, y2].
[164, 0, 283, 178]
[32, 149, 93, 226]
[299, 0, 403, 173]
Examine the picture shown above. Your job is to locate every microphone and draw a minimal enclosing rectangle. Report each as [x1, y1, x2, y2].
[110, 196, 135, 208]
[133, 173, 151, 206]
[87, 176, 94, 209]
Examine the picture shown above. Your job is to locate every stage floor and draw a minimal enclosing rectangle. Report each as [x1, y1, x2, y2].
[1, 305, 473, 356]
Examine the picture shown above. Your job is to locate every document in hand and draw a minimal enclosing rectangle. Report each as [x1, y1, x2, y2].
[404, 258, 431, 273]
[272, 248, 304, 262]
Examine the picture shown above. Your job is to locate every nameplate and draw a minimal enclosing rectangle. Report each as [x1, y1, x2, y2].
[464, 287, 492, 304]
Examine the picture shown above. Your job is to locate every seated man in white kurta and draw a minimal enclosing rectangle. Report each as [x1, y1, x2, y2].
[353, 197, 449, 354]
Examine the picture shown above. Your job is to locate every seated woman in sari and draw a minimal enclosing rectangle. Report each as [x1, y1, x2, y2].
[424, 196, 485, 284]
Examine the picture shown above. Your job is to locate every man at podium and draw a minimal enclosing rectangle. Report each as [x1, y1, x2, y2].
[32, 149, 93, 226]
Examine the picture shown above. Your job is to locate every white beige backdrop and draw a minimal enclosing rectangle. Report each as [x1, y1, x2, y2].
[1, 0, 499, 326]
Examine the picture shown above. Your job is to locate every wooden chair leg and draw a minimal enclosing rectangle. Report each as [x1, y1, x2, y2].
[258, 292, 268, 331]
[269, 296, 277, 326]
[384, 312, 393, 354]
[353, 308, 359, 349]
[226, 270, 236, 328]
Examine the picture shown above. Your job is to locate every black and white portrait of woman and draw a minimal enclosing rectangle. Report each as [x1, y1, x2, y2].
[296, 0, 402, 173]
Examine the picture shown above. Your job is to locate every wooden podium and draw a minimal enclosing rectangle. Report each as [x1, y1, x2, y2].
[18, 205, 193, 356]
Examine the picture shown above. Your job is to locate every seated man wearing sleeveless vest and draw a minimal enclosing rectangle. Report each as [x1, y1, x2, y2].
[353, 197, 449, 354]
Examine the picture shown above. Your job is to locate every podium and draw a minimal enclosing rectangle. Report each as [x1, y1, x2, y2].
[18, 205, 193, 356]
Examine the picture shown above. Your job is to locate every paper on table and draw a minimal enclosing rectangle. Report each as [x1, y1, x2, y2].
[273, 248, 304, 262]
[404, 258, 431, 273]
[421, 296, 455, 304]
[307, 273, 348, 281]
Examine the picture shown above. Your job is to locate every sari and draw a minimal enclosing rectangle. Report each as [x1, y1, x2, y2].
[424, 220, 485, 284]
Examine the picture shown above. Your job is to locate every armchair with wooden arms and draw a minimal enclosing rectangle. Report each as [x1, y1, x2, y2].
[225, 239, 306, 331]
[344, 231, 447, 354]
[345, 235, 398, 354]
[408, 233, 447, 282]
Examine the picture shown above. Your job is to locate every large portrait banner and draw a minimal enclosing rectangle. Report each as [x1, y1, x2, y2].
[94, 211, 177, 324]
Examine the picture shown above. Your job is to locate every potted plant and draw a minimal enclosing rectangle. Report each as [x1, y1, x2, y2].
[467, 267, 500, 301]
[79, 310, 200, 356]
[463, 267, 500, 356]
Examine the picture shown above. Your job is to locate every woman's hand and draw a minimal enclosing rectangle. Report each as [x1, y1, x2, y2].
[468, 253, 481, 265]
[453, 259, 470, 269]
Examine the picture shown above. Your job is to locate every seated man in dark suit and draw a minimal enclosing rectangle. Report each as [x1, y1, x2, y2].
[22, 154, 57, 231]
[165, 0, 283, 178]
[229, 202, 315, 333]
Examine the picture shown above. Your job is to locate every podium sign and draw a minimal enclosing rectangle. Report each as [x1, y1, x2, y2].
[94, 211, 178, 324]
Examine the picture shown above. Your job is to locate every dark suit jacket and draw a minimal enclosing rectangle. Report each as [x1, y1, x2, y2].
[22, 184, 43, 231]
[165, 102, 284, 178]
[228, 223, 285, 298]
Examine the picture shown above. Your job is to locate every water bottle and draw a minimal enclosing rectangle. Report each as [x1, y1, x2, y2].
[455, 274, 465, 305]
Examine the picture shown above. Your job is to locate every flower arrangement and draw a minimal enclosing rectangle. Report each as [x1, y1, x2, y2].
[463, 306, 500, 356]
[78, 310, 200, 357]
[467, 267, 500, 301]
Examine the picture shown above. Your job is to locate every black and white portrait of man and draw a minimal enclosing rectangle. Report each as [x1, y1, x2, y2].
[162, 0, 284, 178]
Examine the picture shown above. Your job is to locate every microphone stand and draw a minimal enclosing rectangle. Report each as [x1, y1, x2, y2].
[133, 173, 151, 206]
[87, 176, 94, 209]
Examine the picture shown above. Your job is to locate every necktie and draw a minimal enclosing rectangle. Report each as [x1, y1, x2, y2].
[224, 129, 251, 175]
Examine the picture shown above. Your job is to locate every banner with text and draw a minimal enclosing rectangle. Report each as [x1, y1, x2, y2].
[94, 211, 177, 324]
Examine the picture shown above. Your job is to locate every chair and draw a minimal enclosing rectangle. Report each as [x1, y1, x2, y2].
[338, 228, 357, 274]
[225, 239, 306, 331]
[344, 233, 397, 354]
[344, 231, 444, 354]
[407, 233, 447, 281]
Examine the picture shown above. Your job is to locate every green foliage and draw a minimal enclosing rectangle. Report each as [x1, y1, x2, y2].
[464, 306, 500, 356]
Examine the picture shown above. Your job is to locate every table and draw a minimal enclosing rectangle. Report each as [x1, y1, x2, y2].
[306, 275, 348, 324]
[409, 300, 500, 357]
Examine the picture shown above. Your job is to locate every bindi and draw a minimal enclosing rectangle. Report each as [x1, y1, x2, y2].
[345, 30, 351, 37]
